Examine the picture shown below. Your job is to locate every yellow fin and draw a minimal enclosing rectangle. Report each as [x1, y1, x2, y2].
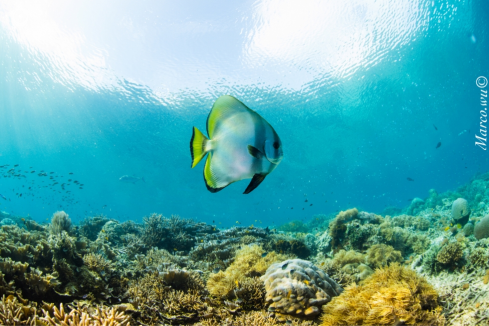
[190, 127, 209, 168]
[207, 95, 253, 138]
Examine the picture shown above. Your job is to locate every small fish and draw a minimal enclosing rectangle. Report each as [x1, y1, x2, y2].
[174, 248, 178, 251]
[286, 320, 292, 325]
[119, 175, 145, 184]
[200, 239, 204, 243]
[310, 204, 313, 206]
[105, 237, 108, 240]
[291, 207, 293, 209]
[212, 267, 221, 273]
[190, 95, 283, 194]
[305, 199, 308, 202]
[286, 290, 292, 299]
[320, 262, 325, 266]
[14, 164, 19, 167]
[261, 252, 268, 258]
[456, 223, 462, 229]
[69, 172, 73, 175]
[303, 280, 310, 285]
[101, 229, 105, 233]
[290, 269, 295, 275]
[458, 130, 468, 136]
[235, 280, 239, 288]
[236, 221, 241, 224]
[444, 226, 450, 231]
[0, 194, 6, 200]
[407, 177, 414, 181]
[436, 142, 442, 149]
[282, 262, 289, 270]
[433, 124, 438, 130]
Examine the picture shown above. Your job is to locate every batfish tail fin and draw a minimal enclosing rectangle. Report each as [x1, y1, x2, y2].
[190, 127, 209, 168]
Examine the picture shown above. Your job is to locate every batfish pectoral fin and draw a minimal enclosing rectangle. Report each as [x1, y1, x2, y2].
[243, 173, 267, 194]
[247, 145, 264, 159]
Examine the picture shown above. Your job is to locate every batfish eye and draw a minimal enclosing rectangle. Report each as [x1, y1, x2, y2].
[273, 141, 280, 149]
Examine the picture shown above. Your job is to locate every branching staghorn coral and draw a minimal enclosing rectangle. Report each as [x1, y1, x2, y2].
[41, 302, 130, 326]
[0, 294, 37, 326]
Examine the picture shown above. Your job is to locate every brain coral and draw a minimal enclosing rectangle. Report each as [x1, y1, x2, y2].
[261, 259, 343, 320]
[474, 215, 489, 240]
[451, 198, 470, 222]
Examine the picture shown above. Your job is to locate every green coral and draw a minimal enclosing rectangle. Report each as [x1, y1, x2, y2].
[277, 220, 308, 233]
[270, 239, 310, 259]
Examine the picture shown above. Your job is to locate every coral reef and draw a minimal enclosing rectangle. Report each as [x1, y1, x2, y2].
[328, 208, 359, 249]
[0, 295, 37, 326]
[41, 302, 130, 326]
[436, 242, 464, 266]
[261, 259, 343, 321]
[270, 239, 311, 259]
[207, 244, 289, 299]
[278, 220, 309, 233]
[365, 244, 403, 269]
[321, 263, 444, 326]
[2, 170, 489, 326]
[49, 211, 71, 235]
[474, 215, 489, 240]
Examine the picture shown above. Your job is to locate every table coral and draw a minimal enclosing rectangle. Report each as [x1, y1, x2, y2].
[321, 263, 444, 326]
[261, 259, 343, 320]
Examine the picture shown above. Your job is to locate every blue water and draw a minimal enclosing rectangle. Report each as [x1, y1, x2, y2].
[0, 0, 488, 228]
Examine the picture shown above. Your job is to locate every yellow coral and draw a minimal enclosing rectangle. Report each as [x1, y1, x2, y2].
[207, 244, 289, 298]
[321, 263, 444, 326]
[332, 250, 365, 267]
[41, 302, 130, 326]
[366, 244, 403, 269]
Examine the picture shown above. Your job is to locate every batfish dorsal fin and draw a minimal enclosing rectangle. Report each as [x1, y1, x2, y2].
[207, 95, 253, 138]
[247, 145, 264, 159]
[243, 173, 267, 194]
